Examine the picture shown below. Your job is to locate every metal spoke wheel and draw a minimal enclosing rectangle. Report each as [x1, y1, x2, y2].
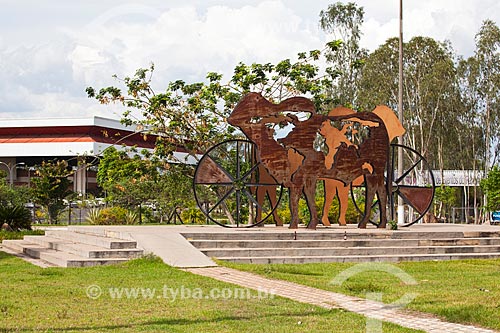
[193, 139, 283, 227]
[351, 143, 435, 227]
[350, 181, 384, 227]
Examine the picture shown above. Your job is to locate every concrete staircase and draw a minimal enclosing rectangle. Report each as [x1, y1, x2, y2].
[2, 229, 144, 267]
[182, 229, 500, 264]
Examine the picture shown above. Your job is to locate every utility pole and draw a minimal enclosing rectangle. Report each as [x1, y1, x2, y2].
[397, 0, 405, 225]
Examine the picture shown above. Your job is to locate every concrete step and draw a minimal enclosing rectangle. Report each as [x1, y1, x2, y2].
[67, 226, 135, 241]
[2, 239, 43, 253]
[183, 229, 500, 264]
[189, 237, 500, 249]
[23, 235, 143, 259]
[181, 230, 496, 241]
[44, 230, 137, 249]
[220, 252, 500, 264]
[201, 245, 500, 258]
[2, 240, 130, 267]
[182, 231, 393, 241]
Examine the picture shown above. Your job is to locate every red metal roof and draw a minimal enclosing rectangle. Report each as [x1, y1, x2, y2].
[0, 125, 157, 148]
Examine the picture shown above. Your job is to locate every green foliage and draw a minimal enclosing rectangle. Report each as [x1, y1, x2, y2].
[124, 210, 139, 225]
[85, 208, 102, 225]
[434, 186, 459, 207]
[87, 44, 343, 163]
[154, 164, 194, 219]
[181, 206, 206, 224]
[276, 204, 291, 225]
[99, 206, 128, 225]
[475, 20, 500, 169]
[30, 160, 72, 224]
[0, 229, 44, 241]
[86, 206, 137, 225]
[96, 147, 195, 222]
[0, 205, 31, 230]
[481, 166, 500, 211]
[0, 170, 32, 208]
[358, 36, 459, 164]
[388, 220, 398, 230]
[96, 147, 162, 207]
[319, 2, 367, 108]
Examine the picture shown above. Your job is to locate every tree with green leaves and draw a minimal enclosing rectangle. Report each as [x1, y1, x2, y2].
[457, 20, 500, 221]
[319, 1, 367, 109]
[0, 170, 31, 207]
[86, 44, 343, 159]
[87, 45, 343, 226]
[31, 160, 73, 224]
[474, 20, 500, 171]
[87, 39, 350, 150]
[0, 170, 33, 230]
[456, 55, 487, 222]
[155, 164, 195, 223]
[359, 36, 457, 163]
[357, 37, 399, 111]
[96, 147, 163, 222]
[481, 166, 500, 213]
[434, 186, 459, 221]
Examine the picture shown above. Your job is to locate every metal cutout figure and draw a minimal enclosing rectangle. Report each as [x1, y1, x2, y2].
[194, 93, 434, 229]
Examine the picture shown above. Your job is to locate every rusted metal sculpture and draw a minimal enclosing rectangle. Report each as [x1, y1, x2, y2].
[194, 92, 435, 229]
[320, 105, 407, 226]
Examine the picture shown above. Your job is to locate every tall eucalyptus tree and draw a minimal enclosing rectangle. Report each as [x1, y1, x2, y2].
[474, 19, 500, 171]
[319, 2, 367, 109]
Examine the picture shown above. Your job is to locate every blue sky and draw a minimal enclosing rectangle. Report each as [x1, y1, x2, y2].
[1, 0, 499, 119]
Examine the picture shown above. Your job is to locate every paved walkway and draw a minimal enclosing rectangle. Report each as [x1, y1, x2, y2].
[186, 266, 497, 333]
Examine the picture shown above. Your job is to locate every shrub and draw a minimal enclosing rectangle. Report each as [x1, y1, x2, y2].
[140, 206, 160, 224]
[0, 205, 32, 230]
[388, 219, 398, 230]
[124, 210, 138, 225]
[99, 206, 128, 225]
[181, 207, 205, 224]
[85, 208, 102, 225]
[86, 206, 129, 225]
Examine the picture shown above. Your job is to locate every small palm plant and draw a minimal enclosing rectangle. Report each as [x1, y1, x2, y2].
[85, 208, 102, 225]
[0, 205, 31, 230]
[124, 210, 138, 225]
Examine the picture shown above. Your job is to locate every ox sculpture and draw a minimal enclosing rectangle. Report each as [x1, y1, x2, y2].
[194, 93, 433, 229]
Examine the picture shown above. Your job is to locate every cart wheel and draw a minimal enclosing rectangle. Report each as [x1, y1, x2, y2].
[388, 143, 435, 227]
[350, 180, 386, 227]
[350, 143, 435, 227]
[193, 139, 283, 227]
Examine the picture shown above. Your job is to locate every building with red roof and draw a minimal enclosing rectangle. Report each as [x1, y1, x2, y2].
[0, 117, 193, 195]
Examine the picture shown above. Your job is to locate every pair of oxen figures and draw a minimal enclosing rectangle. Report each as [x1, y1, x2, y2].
[227, 93, 405, 229]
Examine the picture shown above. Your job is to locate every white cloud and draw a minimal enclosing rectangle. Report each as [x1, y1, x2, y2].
[1, 0, 500, 119]
[356, 0, 500, 56]
[0, 1, 329, 118]
[68, 1, 325, 85]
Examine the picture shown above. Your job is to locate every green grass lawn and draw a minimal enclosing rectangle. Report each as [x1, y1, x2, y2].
[0, 229, 44, 242]
[220, 260, 500, 330]
[0, 252, 422, 333]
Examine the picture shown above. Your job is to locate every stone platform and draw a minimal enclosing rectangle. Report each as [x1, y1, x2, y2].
[2, 223, 500, 268]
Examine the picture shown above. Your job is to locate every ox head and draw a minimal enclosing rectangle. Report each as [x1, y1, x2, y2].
[227, 92, 316, 129]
